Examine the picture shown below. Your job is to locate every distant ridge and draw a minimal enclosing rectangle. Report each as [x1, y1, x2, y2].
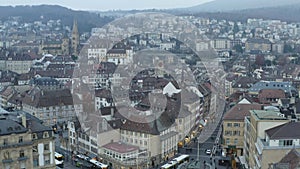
[184, 0, 300, 12]
[0, 5, 114, 33]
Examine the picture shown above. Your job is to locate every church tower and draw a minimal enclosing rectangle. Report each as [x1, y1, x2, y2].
[71, 20, 79, 56]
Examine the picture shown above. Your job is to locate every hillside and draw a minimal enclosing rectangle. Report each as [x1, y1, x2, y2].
[185, 0, 300, 12]
[0, 5, 114, 33]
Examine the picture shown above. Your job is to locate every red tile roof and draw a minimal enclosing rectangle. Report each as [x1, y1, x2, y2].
[103, 142, 139, 154]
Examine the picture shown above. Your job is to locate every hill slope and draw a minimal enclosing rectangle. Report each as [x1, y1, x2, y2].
[0, 5, 114, 33]
[186, 0, 300, 12]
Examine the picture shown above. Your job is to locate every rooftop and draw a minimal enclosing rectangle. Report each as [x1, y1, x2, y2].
[102, 142, 139, 154]
[250, 110, 288, 121]
[266, 122, 300, 140]
[0, 119, 27, 136]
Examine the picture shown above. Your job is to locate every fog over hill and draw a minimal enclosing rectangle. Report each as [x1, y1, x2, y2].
[184, 0, 300, 12]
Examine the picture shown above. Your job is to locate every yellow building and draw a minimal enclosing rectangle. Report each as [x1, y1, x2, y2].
[222, 99, 262, 157]
[0, 113, 56, 169]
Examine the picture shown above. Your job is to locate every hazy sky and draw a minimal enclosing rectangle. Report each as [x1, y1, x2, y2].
[1, 0, 213, 11]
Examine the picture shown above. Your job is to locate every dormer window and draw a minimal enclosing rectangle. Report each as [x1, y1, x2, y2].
[32, 133, 37, 140]
[43, 132, 49, 138]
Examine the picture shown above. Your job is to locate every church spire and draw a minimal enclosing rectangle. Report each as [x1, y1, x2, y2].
[71, 19, 79, 56]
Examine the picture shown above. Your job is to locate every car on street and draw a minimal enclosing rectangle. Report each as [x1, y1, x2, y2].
[205, 149, 211, 155]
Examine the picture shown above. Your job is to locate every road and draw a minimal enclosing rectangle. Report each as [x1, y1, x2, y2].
[176, 100, 230, 169]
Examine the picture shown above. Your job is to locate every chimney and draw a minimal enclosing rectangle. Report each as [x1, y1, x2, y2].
[21, 114, 26, 127]
[111, 107, 114, 117]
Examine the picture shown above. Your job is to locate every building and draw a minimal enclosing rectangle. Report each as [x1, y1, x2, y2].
[222, 99, 262, 157]
[255, 122, 300, 169]
[269, 148, 300, 169]
[210, 38, 232, 50]
[258, 89, 286, 104]
[243, 110, 290, 169]
[248, 81, 298, 98]
[39, 38, 70, 56]
[106, 44, 133, 65]
[245, 38, 272, 53]
[21, 87, 82, 126]
[0, 110, 55, 169]
[4, 54, 33, 74]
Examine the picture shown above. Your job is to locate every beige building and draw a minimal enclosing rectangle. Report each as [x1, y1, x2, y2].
[243, 110, 290, 169]
[0, 112, 55, 169]
[254, 122, 300, 169]
[21, 87, 82, 126]
[245, 38, 272, 53]
[222, 99, 262, 156]
[5, 54, 33, 74]
[39, 36, 70, 56]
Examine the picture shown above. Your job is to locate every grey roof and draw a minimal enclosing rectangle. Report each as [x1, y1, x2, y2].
[27, 118, 52, 133]
[0, 119, 28, 136]
[249, 81, 297, 95]
[266, 122, 300, 140]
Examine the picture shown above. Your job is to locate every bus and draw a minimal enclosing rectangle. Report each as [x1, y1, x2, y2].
[55, 152, 64, 168]
[172, 154, 190, 165]
[89, 159, 109, 169]
[161, 160, 177, 169]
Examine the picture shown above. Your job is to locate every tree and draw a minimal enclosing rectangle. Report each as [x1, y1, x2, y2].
[255, 55, 265, 66]
[233, 44, 243, 53]
[233, 22, 240, 34]
[283, 44, 294, 53]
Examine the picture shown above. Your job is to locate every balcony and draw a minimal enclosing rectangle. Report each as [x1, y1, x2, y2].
[2, 159, 13, 163]
[256, 138, 300, 150]
[0, 141, 33, 149]
[18, 156, 28, 161]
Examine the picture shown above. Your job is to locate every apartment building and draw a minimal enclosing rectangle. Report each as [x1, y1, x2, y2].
[21, 87, 82, 126]
[243, 110, 290, 169]
[0, 111, 55, 169]
[222, 99, 262, 156]
[255, 122, 300, 169]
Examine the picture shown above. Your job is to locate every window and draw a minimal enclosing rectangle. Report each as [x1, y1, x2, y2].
[44, 144, 49, 151]
[226, 138, 230, 145]
[43, 132, 49, 138]
[44, 155, 50, 165]
[20, 161, 26, 169]
[233, 131, 240, 136]
[32, 133, 37, 140]
[19, 150, 25, 157]
[227, 123, 232, 127]
[33, 146, 38, 152]
[33, 158, 39, 167]
[234, 138, 238, 145]
[234, 123, 240, 127]
[4, 151, 10, 159]
[144, 141, 147, 146]
[225, 131, 232, 136]
[3, 138, 8, 145]
[279, 140, 293, 146]
[19, 136, 23, 143]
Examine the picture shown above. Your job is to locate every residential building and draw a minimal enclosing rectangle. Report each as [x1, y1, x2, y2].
[21, 87, 82, 126]
[258, 89, 286, 104]
[245, 38, 272, 53]
[243, 110, 290, 169]
[269, 148, 300, 169]
[222, 99, 262, 157]
[0, 110, 55, 169]
[255, 122, 300, 169]
[248, 81, 298, 98]
[5, 54, 33, 74]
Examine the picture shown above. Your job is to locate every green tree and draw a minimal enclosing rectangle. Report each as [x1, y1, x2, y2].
[233, 44, 243, 53]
